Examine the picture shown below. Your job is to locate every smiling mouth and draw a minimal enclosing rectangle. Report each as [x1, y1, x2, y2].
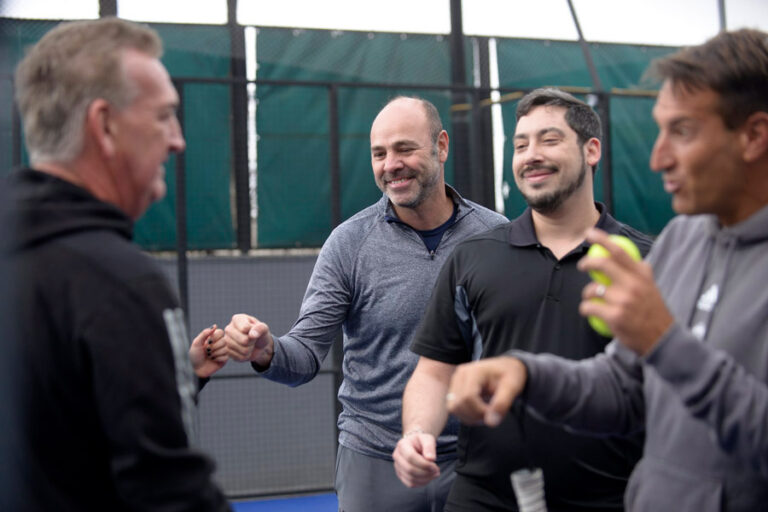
[521, 166, 557, 182]
[663, 180, 680, 194]
[387, 177, 413, 187]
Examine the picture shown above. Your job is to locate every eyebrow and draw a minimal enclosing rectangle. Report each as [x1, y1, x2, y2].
[371, 139, 421, 151]
[513, 127, 566, 140]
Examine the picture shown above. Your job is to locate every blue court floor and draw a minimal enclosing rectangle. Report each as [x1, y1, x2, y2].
[231, 493, 337, 511]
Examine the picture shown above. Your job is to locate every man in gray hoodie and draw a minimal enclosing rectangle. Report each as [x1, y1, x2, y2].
[444, 28, 768, 512]
[223, 96, 508, 511]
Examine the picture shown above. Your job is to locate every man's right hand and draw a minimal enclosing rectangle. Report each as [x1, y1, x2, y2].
[392, 431, 440, 488]
[224, 313, 275, 367]
[447, 356, 527, 427]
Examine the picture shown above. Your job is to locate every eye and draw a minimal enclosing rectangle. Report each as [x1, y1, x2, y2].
[543, 138, 559, 145]
[514, 143, 527, 152]
[158, 108, 177, 122]
[668, 121, 696, 139]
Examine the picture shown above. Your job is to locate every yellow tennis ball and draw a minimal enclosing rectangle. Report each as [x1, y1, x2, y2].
[586, 235, 642, 285]
[588, 309, 613, 337]
[586, 235, 641, 337]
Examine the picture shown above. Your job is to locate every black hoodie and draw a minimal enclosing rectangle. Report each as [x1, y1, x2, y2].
[0, 169, 230, 511]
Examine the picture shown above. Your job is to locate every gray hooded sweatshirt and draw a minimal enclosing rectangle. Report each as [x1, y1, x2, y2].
[516, 203, 768, 511]
[258, 186, 507, 459]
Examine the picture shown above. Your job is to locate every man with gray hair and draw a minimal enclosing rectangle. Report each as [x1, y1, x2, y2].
[1, 17, 230, 511]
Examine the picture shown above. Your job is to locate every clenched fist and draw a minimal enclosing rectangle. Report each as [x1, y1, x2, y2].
[223, 313, 275, 367]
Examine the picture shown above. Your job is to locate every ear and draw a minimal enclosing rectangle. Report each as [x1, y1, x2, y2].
[85, 99, 116, 158]
[740, 111, 768, 164]
[584, 137, 601, 168]
[437, 129, 449, 163]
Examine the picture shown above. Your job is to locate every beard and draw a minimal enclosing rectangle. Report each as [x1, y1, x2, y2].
[395, 168, 441, 209]
[520, 154, 588, 214]
[381, 155, 443, 210]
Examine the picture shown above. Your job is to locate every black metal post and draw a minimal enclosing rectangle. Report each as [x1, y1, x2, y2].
[228, 0, 252, 252]
[718, 0, 727, 31]
[473, 37, 495, 209]
[12, 86, 21, 168]
[173, 81, 189, 318]
[328, 85, 341, 228]
[567, 0, 603, 92]
[99, 0, 117, 17]
[449, 0, 473, 201]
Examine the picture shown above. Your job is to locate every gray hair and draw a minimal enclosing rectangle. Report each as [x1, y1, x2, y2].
[14, 17, 162, 163]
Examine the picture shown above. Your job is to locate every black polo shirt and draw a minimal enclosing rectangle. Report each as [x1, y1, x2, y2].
[411, 203, 652, 512]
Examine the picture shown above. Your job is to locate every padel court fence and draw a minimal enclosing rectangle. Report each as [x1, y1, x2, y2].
[1, 17, 678, 499]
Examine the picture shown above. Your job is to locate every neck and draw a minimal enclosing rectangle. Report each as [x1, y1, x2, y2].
[721, 161, 768, 226]
[531, 187, 600, 259]
[34, 157, 121, 211]
[392, 187, 455, 231]
[33, 161, 87, 188]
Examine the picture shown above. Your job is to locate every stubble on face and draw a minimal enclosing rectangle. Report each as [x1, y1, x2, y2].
[519, 151, 588, 214]
[387, 144, 442, 209]
[651, 83, 750, 224]
[370, 98, 445, 212]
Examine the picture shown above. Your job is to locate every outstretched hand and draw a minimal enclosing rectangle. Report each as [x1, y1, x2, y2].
[223, 313, 275, 367]
[189, 324, 228, 378]
[446, 356, 527, 427]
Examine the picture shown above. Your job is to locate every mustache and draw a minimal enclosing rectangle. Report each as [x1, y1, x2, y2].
[520, 164, 558, 176]
[382, 171, 416, 182]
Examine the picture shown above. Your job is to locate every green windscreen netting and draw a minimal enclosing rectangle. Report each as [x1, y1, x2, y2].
[254, 28, 457, 247]
[0, 19, 235, 250]
[497, 38, 677, 234]
[135, 23, 234, 250]
[0, 19, 58, 174]
[2, 20, 682, 249]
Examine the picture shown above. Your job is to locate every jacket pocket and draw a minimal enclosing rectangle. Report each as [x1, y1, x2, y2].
[625, 456, 722, 512]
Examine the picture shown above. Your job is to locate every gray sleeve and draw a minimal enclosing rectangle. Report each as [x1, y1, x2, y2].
[259, 230, 352, 386]
[646, 323, 768, 477]
[513, 341, 645, 436]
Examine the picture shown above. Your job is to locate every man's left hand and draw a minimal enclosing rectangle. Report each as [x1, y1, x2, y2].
[578, 228, 674, 356]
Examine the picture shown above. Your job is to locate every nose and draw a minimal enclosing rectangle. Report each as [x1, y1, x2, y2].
[514, 142, 543, 170]
[649, 131, 672, 172]
[169, 115, 186, 153]
[382, 153, 403, 173]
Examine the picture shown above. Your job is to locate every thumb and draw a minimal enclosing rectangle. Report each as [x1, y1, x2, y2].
[484, 365, 525, 427]
[191, 325, 214, 347]
[419, 434, 437, 462]
[249, 321, 269, 340]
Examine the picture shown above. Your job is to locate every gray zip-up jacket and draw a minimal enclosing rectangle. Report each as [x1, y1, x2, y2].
[259, 186, 508, 459]
[515, 204, 768, 511]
